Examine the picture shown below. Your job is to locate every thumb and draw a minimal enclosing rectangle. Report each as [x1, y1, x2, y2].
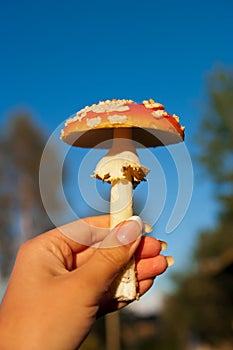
[80, 216, 143, 297]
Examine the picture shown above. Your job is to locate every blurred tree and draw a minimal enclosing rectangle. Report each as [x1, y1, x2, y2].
[159, 67, 233, 350]
[0, 139, 13, 278]
[0, 112, 64, 279]
[198, 68, 233, 200]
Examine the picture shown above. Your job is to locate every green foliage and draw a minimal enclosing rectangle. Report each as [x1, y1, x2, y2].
[195, 221, 233, 263]
[161, 269, 233, 347]
[199, 68, 233, 191]
[79, 317, 105, 350]
[159, 67, 233, 349]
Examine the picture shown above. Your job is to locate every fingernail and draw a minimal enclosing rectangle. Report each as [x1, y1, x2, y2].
[125, 216, 152, 234]
[159, 240, 168, 251]
[165, 256, 175, 267]
[125, 216, 144, 231]
[144, 222, 153, 233]
[116, 216, 143, 245]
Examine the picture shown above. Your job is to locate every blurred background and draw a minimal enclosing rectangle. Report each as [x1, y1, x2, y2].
[0, 1, 233, 349]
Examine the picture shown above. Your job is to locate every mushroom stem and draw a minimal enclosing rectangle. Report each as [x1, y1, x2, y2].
[108, 131, 135, 300]
[95, 128, 140, 300]
[110, 177, 133, 228]
[94, 128, 149, 300]
[109, 174, 137, 301]
[110, 129, 134, 227]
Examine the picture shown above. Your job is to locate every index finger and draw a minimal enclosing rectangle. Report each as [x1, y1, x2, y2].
[54, 215, 110, 251]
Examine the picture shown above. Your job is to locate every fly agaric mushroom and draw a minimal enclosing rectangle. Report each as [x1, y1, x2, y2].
[61, 98, 185, 301]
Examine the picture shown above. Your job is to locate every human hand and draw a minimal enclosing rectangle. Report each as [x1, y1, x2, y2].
[0, 215, 172, 350]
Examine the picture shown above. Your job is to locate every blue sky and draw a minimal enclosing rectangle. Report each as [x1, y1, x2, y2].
[1, 0, 233, 307]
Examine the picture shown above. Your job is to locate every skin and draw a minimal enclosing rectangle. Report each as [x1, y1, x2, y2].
[0, 215, 169, 350]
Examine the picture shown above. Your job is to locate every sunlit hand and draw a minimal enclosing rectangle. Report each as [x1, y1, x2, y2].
[0, 215, 171, 350]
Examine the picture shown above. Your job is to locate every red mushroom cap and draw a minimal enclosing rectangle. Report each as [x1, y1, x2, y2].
[61, 99, 185, 148]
